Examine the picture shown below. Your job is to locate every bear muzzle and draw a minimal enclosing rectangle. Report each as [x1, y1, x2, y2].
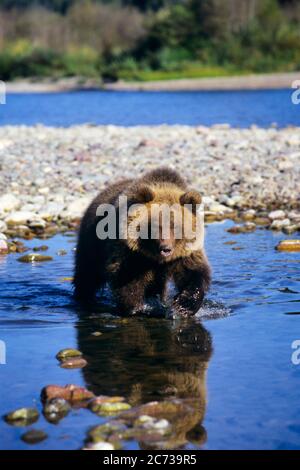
[159, 242, 174, 258]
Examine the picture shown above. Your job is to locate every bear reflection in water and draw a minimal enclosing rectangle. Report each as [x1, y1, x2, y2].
[77, 315, 213, 449]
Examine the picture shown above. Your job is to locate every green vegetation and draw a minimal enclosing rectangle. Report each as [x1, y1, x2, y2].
[0, 0, 300, 82]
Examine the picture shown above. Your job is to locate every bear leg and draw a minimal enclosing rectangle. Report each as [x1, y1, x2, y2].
[171, 252, 211, 316]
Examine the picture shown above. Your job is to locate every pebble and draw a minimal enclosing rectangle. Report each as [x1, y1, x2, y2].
[0, 193, 20, 212]
[59, 277, 73, 282]
[288, 211, 300, 223]
[41, 384, 95, 403]
[254, 217, 270, 226]
[0, 239, 8, 254]
[33, 245, 49, 252]
[90, 401, 131, 415]
[21, 429, 48, 444]
[276, 240, 300, 252]
[0, 125, 299, 236]
[56, 348, 83, 361]
[209, 203, 233, 214]
[4, 407, 39, 426]
[242, 209, 256, 221]
[5, 211, 39, 226]
[268, 210, 286, 220]
[65, 197, 90, 219]
[60, 357, 87, 369]
[0, 221, 7, 232]
[283, 225, 299, 234]
[83, 442, 115, 450]
[28, 219, 46, 230]
[56, 249, 67, 256]
[270, 218, 290, 230]
[17, 254, 53, 262]
[227, 223, 255, 234]
[244, 222, 256, 232]
[43, 398, 71, 423]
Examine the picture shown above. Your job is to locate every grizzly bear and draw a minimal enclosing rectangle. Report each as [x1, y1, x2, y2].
[73, 167, 211, 316]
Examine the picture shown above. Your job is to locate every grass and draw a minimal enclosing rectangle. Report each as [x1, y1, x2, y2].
[118, 64, 250, 82]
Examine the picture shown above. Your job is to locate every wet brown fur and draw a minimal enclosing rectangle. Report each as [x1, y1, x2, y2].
[73, 167, 211, 316]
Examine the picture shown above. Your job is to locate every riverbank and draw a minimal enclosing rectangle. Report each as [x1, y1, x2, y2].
[0, 124, 299, 246]
[5, 77, 103, 94]
[5, 72, 300, 93]
[104, 72, 300, 92]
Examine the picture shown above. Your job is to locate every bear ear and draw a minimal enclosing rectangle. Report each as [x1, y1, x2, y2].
[128, 185, 155, 205]
[180, 190, 202, 213]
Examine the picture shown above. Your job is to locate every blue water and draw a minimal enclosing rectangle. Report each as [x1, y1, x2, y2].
[0, 222, 300, 449]
[1, 89, 299, 127]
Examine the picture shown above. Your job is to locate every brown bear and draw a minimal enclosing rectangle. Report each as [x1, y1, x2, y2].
[73, 167, 211, 316]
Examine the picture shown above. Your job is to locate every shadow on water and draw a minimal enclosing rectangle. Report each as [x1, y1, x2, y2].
[76, 313, 213, 448]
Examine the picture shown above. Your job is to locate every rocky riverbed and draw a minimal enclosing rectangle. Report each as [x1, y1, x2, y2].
[0, 124, 299, 250]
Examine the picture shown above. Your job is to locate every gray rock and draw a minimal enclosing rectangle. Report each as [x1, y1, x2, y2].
[268, 210, 286, 220]
[0, 194, 20, 212]
[0, 221, 7, 232]
[5, 211, 40, 226]
[270, 218, 290, 230]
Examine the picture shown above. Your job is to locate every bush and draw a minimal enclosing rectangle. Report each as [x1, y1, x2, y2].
[0, 0, 300, 81]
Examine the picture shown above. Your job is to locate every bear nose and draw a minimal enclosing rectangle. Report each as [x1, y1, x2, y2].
[159, 243, 173, 257]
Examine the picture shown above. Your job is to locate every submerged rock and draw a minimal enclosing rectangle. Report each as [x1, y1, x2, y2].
[60, 357, 87, 369]
[56, 249, 67, 256]
[33, 245, 49, 252]
[21, 429, 48, 444]
[8, 240, 28, 253]
[17, 253, 53, 263]
[86, 400, 192, 449]
[227, 223, 255, 234]
[89, 396, 125, 411]
[90, 400, 131, 416]
[59, 277, 73, 282]
[41, 384, 94, 403]
[276, 240, 300, 252]
[87, 421, 127, 444]
[243, 222, 256, 232]
[4, 407, 39, 426]
[134, 415, 171, 433]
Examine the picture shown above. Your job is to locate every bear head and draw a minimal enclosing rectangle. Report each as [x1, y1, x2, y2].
[118, 182, 203, 263]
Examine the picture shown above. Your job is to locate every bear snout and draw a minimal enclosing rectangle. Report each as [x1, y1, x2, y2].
[159, 241, 174, 258]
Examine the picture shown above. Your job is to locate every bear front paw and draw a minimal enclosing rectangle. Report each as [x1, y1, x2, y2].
[172, 293, 198, 317]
